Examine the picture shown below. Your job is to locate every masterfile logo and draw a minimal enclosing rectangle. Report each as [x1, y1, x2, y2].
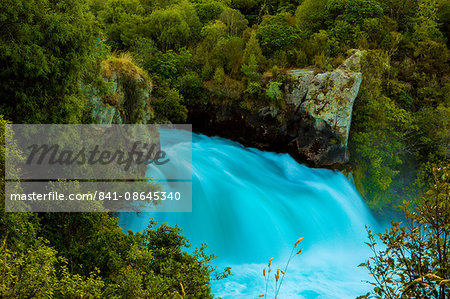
[5, 124, 192, 213]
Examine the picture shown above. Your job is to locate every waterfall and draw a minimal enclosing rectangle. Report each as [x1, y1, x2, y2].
[120, 128, 379, 298]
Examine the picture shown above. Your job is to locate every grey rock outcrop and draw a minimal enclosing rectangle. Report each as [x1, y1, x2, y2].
[83, 55, 154, 125]
[189, 50, 366, 167]
[286, 50, 363, 163]
[285, 69, 315, 106]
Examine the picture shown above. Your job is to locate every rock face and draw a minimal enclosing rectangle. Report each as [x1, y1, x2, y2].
[83, 55, 154, 125]
[82, 55, 159, 176]
[189, 50, 364, 167]
[287, 50, 363, 164]
[285, 69, 315, 106]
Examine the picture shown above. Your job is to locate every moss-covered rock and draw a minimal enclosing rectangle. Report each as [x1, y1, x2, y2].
[84, 53, 153, 124]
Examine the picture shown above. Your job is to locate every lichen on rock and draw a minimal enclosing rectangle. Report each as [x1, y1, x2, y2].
[289, 50, 364, 149]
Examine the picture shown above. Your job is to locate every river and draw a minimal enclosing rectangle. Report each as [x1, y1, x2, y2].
[120, 128, 380, 298]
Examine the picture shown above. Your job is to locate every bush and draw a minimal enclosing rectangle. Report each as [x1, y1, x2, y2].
[360, 166, 450, 298]
[0, 0, 95, 123]
[151, 83, 188, 123]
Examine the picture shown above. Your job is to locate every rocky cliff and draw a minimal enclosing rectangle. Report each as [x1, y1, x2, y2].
[189, 50, 364, 167]
[82, 54, 160, 176]
[83, 54, 154, 125]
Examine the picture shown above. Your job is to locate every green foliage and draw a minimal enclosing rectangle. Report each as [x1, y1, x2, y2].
[232, 0, 258, 13]
[139, 220, 230, 297]
[437, 0, 450, 41]
[257, 13, 301, 54]
[376, 0, 418, 31]
[143, 49, 192, 83]
[219, 7, 249, 35]
[201, 20, 228, 49]
[195, 0, 226, 24]
[0, 243, 105, 298]
[176, 72, 208, 104]
[0, 116, 38, 251]
[241, 54, 261, 82]
[243, 33, 265, 68]
[0, 213, 225, 297]
[329, 20, 367, 51]
[213, 66, 226, 84]
[100, 0, 149, 49]
[305, 30, 336, 60]
[213, 36, 245, 74]
[148, 1, 202, 51]
[244, 81, 263, 96]
[0, 0, 96, 123]
[350, 50, 418, 211]
[360, 166, 450, 298]
[412, 0, 443, 42]
[265, 81, 283, 102]
[0, 120, 221, 298]
[102, 53, 153, 123]
[326, 0, 384, 26]
[414, 105, 450, 160]
[361, 16, 399, 50]
[151, 83, 188, 123]
[295, 0, 328, 31]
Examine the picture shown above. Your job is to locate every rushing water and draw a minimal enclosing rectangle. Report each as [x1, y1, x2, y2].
[120, 128, 380, 298]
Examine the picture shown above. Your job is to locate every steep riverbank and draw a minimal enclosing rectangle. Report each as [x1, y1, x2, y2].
[188, 51, 364, 168]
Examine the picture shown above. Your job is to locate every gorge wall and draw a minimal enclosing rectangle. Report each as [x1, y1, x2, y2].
[188, 50, 364, 168]
[84, 51, 364, 168]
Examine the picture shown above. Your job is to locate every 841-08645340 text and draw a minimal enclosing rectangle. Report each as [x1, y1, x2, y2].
[9, 191, 182, 201]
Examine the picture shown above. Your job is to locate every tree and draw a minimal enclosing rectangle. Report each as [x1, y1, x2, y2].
[265, 81, 283, 102]
[0, 243, 105, 298]
[0, 116, 39, 252]
[414, 105, 450, 161]
[213, 66, 226, 84]
[295, 0, 328, 32]
[350, 50, 417, 211]
[194, 0, 226, 24]
[200, 20, 228, 51]
[241, 54, 261, 82]
[436, 0, 450, 41]
[148, 1, 201, 51]
[0, 0, 96, 123]
[376, 0, 419, 31]
[151, 83, 188, 123]
[257, 13, 301, 55]
[412, 0, 443, 42]
[142, 49, 192, 83]
[360, 165, 450, 299]
[213, 36, 245, 74]
[99, 0, 149, 50]
[138, 220, 230, 298]
[219, 7, 249, 36]
[243, 32, 265, 68]
[326, 0, 384, 26]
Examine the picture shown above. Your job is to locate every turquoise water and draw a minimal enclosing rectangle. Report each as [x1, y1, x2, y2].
[120, 129, 379, 298]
